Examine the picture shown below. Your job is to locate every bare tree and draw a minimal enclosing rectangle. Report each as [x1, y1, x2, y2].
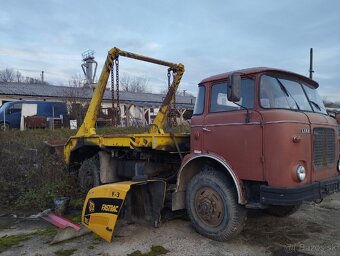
[0, 68, 48, 84]
[120, 74, 149, 93]
[0, 68, 15, 83]
[160, 88, 194, 96]
[68, 74, 85, 88]
[63, 74, 90, 126]
[15, 71, 22, 83]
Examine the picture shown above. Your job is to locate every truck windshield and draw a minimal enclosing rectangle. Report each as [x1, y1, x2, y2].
[260, 75, 327, 114]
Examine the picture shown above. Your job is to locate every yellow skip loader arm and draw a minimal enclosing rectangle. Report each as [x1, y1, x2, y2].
[76, 47, 185, 137]
[64, 48, 186, 242]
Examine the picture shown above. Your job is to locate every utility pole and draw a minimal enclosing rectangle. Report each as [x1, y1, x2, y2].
[309, 48, 314, 79]
[41, 71, 44, 83]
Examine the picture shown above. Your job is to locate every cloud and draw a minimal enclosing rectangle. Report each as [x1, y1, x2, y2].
[0, 0, 340, 101]
[0, 48, 34, 59]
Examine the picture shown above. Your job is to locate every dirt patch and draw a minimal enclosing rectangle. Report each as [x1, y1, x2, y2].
[0, 194, 339, 256]
[54, 248, 77, 256]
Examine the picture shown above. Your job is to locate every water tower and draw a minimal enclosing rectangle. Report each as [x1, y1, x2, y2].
[81, 50, 98, 88]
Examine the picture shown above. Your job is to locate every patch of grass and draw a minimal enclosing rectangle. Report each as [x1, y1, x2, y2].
[33, 227, 57, 236]
[93, 234, 102, 241]
[0, 234, 32, 253]
[54, 248, 77, 256]
[0, 227, 60, 253]
[65, 212, 82, 224]
[0, 129, 80, 213]
[69, 198, 84, 210]
[150, 245, 169, 255]
[128, 250, 143, 256]
[127, 245, 169, 256]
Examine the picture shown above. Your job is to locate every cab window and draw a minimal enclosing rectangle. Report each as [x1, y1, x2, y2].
[193, 86, 205, 115]
[210, 79, 254, 113]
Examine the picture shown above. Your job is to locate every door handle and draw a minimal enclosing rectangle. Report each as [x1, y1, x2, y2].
[202, 127, 211, 132]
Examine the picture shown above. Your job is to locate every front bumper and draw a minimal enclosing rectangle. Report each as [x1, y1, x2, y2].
[260, 175, 340, 205]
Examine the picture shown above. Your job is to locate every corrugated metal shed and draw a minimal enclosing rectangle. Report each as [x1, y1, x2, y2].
[0, 83, 195, 108]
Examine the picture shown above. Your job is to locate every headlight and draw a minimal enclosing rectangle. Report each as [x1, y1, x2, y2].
[337, 160, 340, 172]
[296, 165, 306, 181]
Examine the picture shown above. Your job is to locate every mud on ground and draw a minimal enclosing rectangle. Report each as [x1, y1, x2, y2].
[1, 193, 339, 256]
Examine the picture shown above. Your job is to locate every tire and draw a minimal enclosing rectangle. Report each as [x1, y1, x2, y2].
[264, 204, 301, 217]
[0, 122, 9, 131]
[186, 169, 247, 241]
[78, 154, 100, 196]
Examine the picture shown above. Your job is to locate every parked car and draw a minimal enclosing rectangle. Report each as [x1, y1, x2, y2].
[0, 100, 67, 129]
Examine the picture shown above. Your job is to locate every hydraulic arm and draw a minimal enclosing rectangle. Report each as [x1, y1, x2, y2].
[77, 47, 185, 136]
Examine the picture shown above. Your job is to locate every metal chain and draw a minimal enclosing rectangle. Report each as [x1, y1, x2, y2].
[115, 57, 120, 108]
[173, 70, 176, 108]
[111, 64, 115, 109]
[167, 68, 171, 90]
[166, 68, 178, 127]
[115, 57, 121, 125]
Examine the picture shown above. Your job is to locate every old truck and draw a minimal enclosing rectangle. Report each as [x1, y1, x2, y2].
[64, 47, 340, 242]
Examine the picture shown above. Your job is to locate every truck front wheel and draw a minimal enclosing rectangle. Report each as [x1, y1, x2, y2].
[186, 170, 247, 241]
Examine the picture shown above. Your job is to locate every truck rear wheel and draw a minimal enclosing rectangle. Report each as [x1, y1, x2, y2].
[78, 154, 100, 196]
[264, 204, 301, 217]
[186, 170, 247, 241]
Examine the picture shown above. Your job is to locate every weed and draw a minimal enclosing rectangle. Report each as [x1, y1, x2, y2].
[127, 245, 169, 256]
[33, 227, 57, 236]
[150, 245, 169, 255]
[0, 226, 60, 253]
[66, 212, 82, 223]
[128, 250, 143, 256]
[0, 234, 32, 253]
[69, 198, 84, 210]
[0, 129, 79, 213]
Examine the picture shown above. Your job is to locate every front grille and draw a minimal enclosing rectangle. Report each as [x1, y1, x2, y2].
[313, 128, 335, 170]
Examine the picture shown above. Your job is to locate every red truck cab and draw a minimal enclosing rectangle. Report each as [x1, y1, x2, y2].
[174, 67, 340, 240]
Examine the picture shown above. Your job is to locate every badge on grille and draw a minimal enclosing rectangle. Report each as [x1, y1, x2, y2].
[301, 128, 310, 133]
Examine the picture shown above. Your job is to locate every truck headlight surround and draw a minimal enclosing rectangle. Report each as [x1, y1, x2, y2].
[337, 160, 340, 172]
[296, 165, 306, 181]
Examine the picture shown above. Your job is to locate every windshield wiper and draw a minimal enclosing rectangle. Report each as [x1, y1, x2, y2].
[309, 100, 322, 111]
[276, 79, 300, 110]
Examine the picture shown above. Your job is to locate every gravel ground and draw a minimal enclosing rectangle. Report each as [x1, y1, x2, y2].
[1, 193, 339, 256]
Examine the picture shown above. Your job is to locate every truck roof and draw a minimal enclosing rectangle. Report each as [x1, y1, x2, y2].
[200, 67, 319, 88]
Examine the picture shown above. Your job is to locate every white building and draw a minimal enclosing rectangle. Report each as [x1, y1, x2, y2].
[0, 83, 195, 126]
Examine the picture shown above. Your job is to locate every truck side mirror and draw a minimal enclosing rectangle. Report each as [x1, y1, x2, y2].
[227, 73, 242, 102]
[336, 113, 340, 124]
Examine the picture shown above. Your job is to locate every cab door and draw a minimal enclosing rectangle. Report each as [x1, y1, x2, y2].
[202, 79, 264, 181]
[190, 85, 206, 153]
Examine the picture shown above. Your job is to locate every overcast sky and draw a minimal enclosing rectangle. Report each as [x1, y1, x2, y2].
[0, 0, 339, 100]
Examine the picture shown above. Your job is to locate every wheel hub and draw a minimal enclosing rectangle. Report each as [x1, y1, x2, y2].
[194, 186, 224, 227]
